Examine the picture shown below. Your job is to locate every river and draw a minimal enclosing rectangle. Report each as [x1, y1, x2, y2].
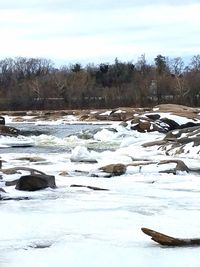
[1, 120, 200, 267]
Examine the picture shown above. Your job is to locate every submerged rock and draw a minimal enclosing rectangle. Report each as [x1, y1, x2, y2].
[15, 174, 56, 191]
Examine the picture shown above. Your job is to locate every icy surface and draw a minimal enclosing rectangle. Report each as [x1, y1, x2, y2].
[1, 115, 200, 267]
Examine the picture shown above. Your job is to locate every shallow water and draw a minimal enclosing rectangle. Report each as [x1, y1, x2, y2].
[8, 123, 104, 138]
[1, 123, 107, 154]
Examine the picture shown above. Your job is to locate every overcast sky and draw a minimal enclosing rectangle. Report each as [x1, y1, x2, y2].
[0, 0, 199, 65]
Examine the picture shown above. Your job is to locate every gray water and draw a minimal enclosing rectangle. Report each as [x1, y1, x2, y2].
[9, 123, 104, 138]
[1, 123, 106, 154]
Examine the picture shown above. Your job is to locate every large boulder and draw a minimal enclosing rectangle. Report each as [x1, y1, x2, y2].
[15, 174, 56, 191]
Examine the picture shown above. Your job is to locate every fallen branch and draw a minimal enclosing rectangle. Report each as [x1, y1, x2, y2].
[141, 227, 200, 246]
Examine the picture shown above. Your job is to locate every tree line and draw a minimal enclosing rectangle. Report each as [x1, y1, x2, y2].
[0, 54, 200, 110]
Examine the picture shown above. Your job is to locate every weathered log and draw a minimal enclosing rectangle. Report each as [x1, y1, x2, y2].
[141, 228, 200, 246]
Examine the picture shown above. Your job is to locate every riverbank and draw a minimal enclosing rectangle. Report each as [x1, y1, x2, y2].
[1, 103, 200, 123]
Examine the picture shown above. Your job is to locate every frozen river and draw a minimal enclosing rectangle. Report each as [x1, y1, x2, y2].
[1, 118, 200, 267]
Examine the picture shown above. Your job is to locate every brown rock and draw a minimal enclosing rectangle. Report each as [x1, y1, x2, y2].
[131, 119, 151, 132]
[99, 163, 127, 176]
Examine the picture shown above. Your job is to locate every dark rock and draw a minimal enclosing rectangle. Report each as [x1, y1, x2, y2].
[1, 196, 30, 201]
[145, 114, 160, 120]
[15, 174, 56, 191]
[0, 188, 6, 193]
[70, 184, 109, 191]
[0, 116, 5, 125]
[119, 121, 128, 127]
[179, 122, 200, 129]
[159, 117, 180, 131]
[152, 123, 168, 133]
[70, 158, 98, 163]
[29, 243, 52, 249]
[0, 125, 19, 136]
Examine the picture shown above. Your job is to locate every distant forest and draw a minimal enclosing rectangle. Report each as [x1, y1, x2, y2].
[0, 54, 200, 110]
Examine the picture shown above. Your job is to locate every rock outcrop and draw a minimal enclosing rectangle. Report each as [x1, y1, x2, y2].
[142, 125, 200, 157]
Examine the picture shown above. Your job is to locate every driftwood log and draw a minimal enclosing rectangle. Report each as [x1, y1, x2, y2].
[141, 228, 200, 247]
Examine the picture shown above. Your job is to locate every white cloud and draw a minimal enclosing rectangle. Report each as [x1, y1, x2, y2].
[0, 1, 199, 64]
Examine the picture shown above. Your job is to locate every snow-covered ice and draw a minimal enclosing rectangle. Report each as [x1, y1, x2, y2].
[1, 114, 200, 267]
